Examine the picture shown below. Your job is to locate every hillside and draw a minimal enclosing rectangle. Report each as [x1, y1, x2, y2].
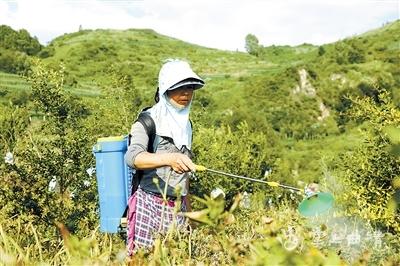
[1, 21, 399, 181]
[1, 21, 398, 140]
[42, 29, 270, 89]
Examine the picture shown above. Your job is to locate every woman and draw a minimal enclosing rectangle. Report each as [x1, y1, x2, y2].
[125, 59, 205, 253]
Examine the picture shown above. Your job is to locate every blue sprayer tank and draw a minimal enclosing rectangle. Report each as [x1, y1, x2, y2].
[92, 136, 131, 233]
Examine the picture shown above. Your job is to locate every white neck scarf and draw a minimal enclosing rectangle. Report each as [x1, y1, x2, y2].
[148, 93, 192, 150]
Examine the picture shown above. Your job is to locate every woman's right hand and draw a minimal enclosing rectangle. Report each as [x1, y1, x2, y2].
[168, 153, 196, 174]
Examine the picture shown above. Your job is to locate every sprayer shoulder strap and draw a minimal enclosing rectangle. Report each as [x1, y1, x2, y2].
[136, 111, 156, 153]
[128, 107, 156, 152]
[128, 109, 156, 195]
[121, 110, 157, 226]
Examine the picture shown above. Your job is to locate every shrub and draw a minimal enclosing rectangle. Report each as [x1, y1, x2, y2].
[336, 87, 400, 234]
[192, 122, 280, 202]
[0, 62, 98, 237]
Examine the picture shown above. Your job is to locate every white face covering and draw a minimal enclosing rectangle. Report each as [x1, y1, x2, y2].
[148, 59, 204, 150]
[148, 91, 192, 150]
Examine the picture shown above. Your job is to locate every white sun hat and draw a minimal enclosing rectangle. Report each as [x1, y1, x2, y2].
[158, 59, 204, 95]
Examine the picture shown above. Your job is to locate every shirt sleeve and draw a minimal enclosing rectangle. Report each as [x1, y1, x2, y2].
[124, 122, 149, 168]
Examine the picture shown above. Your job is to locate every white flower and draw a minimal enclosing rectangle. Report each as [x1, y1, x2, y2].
[4, 152, 14, 165]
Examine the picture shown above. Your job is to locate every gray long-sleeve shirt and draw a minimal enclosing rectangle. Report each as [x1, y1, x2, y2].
[124, 122, 191, 197]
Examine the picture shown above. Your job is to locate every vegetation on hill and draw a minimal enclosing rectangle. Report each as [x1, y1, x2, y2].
[0, 20, 399, 264]
[0, 25, 43, 73]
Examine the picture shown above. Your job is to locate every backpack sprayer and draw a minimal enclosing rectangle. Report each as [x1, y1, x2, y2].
[194, 165, 335, 217]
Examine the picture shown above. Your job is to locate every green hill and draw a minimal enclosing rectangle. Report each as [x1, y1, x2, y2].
[0, 20, 399, 177]
[1, 20, 398, 131]
[1, 20, 399, 141]
[43, 29, 269, 85]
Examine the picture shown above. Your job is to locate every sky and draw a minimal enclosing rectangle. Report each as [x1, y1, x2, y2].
[0, 0, 399, 51]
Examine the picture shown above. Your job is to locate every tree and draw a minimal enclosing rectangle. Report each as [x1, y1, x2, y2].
[318, 46, 326, 56]
[0, 25, 42, 55]
[245, 34, 261, 56]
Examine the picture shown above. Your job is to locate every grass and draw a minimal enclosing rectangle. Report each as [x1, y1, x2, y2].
[0, 71, 103, 100]
[0, 72, 30, 90]
[1, 193, 398, 265]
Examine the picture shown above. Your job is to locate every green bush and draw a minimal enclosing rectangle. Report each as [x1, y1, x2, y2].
[0, 48, 31, 74]
[0, 25, 42, 55]
[0, 62, 98, 237]
[335, 88, 400, 234]
[192, 122, 280, 202]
